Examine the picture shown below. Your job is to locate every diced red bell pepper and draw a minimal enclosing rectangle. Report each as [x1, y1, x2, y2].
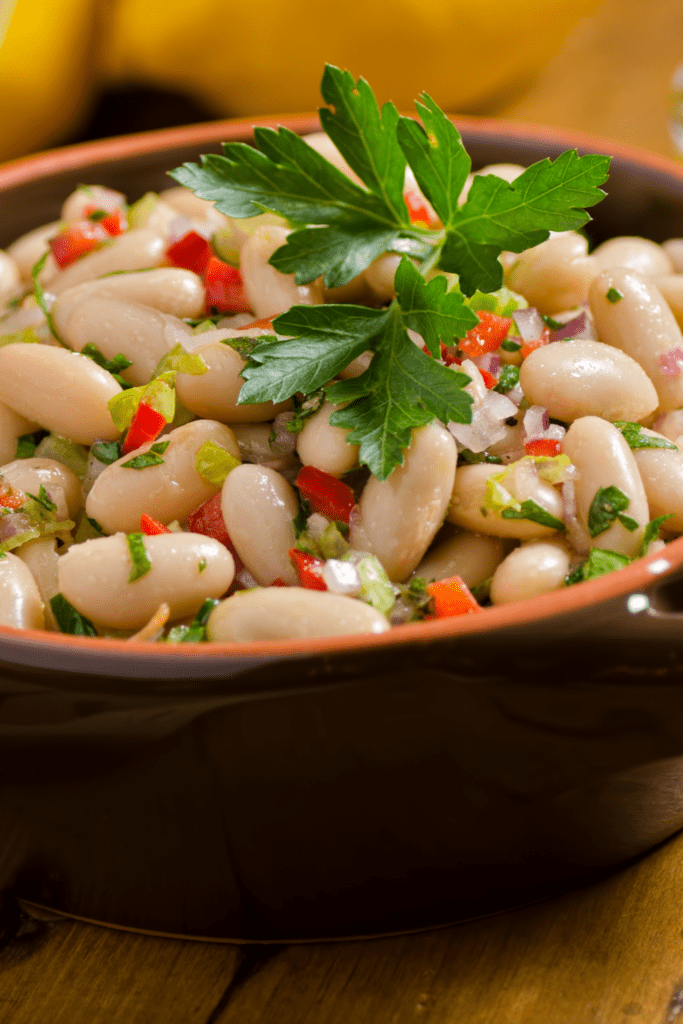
[187, 492, 242, 567]
[404, 189, 434, 227]
[140, 513, 171, 536]
[237, 316, 275, 331]
[166, 231, 213, 275]
[520, 329, 551, 361]
[83, 205, 127, 236]
[0, 485, 25, 510]
[289, 549, 327, 591]
[459, 311, 514, 358]
[427, 575, 481, 618]
[524, 438, 563, 457]
[479, 368, 498, 390]
[270, 578, 289, 587]
[49, 221, 109, 268]
[204, 255, 251, 314]
[121, 401, 167, 455]
[295, 465, 356, 524]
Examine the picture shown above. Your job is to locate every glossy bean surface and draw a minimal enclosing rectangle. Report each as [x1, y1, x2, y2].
[221, 464, 299, 586]
[0, 552, 44, 630]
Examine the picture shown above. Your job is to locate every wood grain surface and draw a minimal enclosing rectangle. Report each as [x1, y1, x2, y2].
[2, 0, 683, 1021]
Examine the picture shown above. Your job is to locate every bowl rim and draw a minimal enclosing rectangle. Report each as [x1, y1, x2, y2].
[2, 115, 683, 668]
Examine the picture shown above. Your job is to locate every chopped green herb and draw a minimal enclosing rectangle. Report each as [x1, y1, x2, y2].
[614, 421, 677, 451]
[606, 287, 623, 303]
[287, 389, 326, 433]
[50, 593, 98, 636]
[500, 499, 566, 532]
[500, 336, 522, 352]
[292, 499, 310, 539]
[171, 65, 609, 480]
[126, 532, 152, 582]
[87, 516, 106, 536]
[458, 449, 503, 465]
[223, 333, 275, 360]
[0, 326, 43, 348]
[25, 485, 57, 513]
[5, 295, 22, 311]
[587, 485, 638, 537]
[197, 559, 207, 573]
[87, 208, 108, 222]
[15, 430, 48, 459]
[542, 314, 565, 330]
[566, 548, 631, 585]
[641, 513, 675, 554]
[31, 253, 68, 347]
[81, 342, 133, 388]
[493, 364, 520, 394]
[165, 597, 219, 643]
[121, 440, 170, 470]
[91, 440, 121, 465]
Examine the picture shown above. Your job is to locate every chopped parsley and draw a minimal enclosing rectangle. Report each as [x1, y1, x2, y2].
[587, 486, 638, 537]
[31, 253, 68, 347]
[165, 597, 219, 643]
[171, 64, 609, 480]
[91, 440, 121, 465]
[606, 287, 623, 303]
[81, 342, 133, 388]
[121, 440, 170, 470]
[613, 421, 677, 451]
[500, 499, 566, 532]
[25, 485, 57, 513]
[50, 593, 98, 636]
[493, 364, 520, 394]
[566, 548, 631, 585]
[126, 532, 152, 581]
[15, 430, 48, 459]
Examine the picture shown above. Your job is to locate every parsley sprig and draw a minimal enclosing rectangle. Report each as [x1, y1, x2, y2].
[170, 65, 610, 480]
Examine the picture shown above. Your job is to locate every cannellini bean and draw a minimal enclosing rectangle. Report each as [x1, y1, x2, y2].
[0, 303, 50, 342]
[323, 273, 375, 305]
[86, 420, 240, 534]
[49, 229, 167, 295]
[414, 531, 506, 588]
[562, 416, 649, 557]
[506, 232, 598, 315]
[589, 268, 683, 411]
[654, 409, 683, 441]
[6, 222, 61, 282]
[651, 274, 683, 331]
[490, 539, 571, 605]
[457, 162, 525, 203]
[591, 236, 674, 276]
[0, 399, 39, 465]
[207, 586, 390, 642]
[663, 239, 683, 273]
[52, 268, 205, 320]
[0, 344, 122, 444]
[57, 532, 234, 630]
[0, 457, 82, 519]
[362, 253, 401, 303]
[53, 294, 194, 385]
[159, 186, 229, 232]
[61, 185, 126, 224]
[0, 552, 44, 630]
[15, 536, 60, 630]
[302, 132, 364, 186]
[240, 225, 324, 318]
[519, 338, 658, 423]
[174, 330, 290, 421]
[296, 401, 359, 476]
[338, 350, 374, 379]
[221, 464, 299, 586]
[447, 461, 565, 539]
[230, 422, 291, 469]
[351, 423, 457, 581]
[630, 429, 683, 532]
[0, 250, 20, 303]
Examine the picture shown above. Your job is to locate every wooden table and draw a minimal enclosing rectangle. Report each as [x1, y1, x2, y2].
[3, 0, 683, 1019]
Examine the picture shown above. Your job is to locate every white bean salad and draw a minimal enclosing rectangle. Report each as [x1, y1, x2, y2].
[2, 115, 683, 644]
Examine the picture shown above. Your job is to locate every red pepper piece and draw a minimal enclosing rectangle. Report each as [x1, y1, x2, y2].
[479, 368, 498, 389]
[140, 513, 171, 536]
[427, 575, 481, 618]
[121, 401, 166, 455]
[187, 492, 242, 567]
[524, 438, 562, 457]
[295, 465, 356, 524]
[166, 231, 213, 275]
[289, 549, 327, 591]
[49, 221, 109, 268]
[404, 189, 433, 227]
[204, 255, 251, 313]
[0, 485, 26, 510]
[237, 316, 275, 331]
[459, 311, 514, 358]
[83, 205, 127, 236]
[520, 329, 551, 360]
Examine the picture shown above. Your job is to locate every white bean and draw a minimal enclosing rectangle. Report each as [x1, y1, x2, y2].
[662, 239, 683, 273]
[221, 464, 299, 586]
[362, 254, 401, 303]
[447, 461, 565, 539]
[562, 416, 649, 557]
[0, 250, 20, 304]
[506, 232, 598, 315]
[0, 344, 122, 444]
[630, 429, 683, 532]
[159, 186, 229, 232]
[61, 185, 126, 224]
[6, 222, 61, 282]
[591, 236, 674, 276]
[0, 552, 44, 630]
[0, 400, 39, 465]
[414, 531, 506, 588]
[296, 401, 359, 476]
[86, 420, 240, 534]
[53, 295, 194, 386]
[589, 268, 683, 411]
[519, 338, 658, 423]
[57, 532, 234, 630]
[302, 133, 364, 186]
[654, 409, 683, 441]
[207, 587, 390, 642]
[175, 330, 290, 422]
[351, 423, 457, 582]
[240, 225, 324, 318]
[49, 229, 167, 295]
[651, 274, 683, 332]
[0, 457, 82, 519]
[490, 539, 571, 605]
[52, 268, 205, 320]
[15, 536, 60, 630]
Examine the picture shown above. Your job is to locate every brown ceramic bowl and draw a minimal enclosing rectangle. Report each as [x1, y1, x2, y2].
[2, 118, 683, 942]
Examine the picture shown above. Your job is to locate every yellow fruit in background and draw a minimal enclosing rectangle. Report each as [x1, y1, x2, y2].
[0, 0, 601, 161]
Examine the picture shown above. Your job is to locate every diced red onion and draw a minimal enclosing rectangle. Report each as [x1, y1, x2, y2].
[549, 310, 592, 342]
[448, 390, 518, 453]
[0, 512, 31, 541]
[512, 306, 545, 342]
[523, 405, 549, 438]
[563, 479, 590, 555]
[659, 348, 683, 377]
[473, 352, 501, 375]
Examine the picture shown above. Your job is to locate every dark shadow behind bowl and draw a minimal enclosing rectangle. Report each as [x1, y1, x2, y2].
[2, 118, 683, 941]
